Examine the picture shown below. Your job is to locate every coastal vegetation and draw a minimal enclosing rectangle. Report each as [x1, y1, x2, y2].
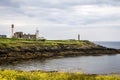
[0, 38, 120, 64]
[0, 69, 120, 80]
[0, 38, 95, 47]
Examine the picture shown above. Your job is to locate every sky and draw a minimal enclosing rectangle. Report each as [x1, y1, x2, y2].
[0, 0, 120, 41]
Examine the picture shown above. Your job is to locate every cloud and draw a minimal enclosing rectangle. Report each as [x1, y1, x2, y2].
[0, 0, 120, 41]
[0, 0, 19, 7]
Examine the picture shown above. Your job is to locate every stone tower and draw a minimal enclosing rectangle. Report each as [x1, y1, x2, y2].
[11, 24, 14, 38]
[78, 34, 80, 41]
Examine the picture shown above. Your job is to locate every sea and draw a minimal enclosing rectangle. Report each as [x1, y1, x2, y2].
[94, 41, 120, 49]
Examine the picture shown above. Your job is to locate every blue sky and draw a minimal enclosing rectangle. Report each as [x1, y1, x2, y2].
[0, 0, 120, 41]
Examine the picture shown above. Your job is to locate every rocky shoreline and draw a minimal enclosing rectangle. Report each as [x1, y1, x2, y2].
[0, 39, 120, 64]
[0, 46, 120, 64]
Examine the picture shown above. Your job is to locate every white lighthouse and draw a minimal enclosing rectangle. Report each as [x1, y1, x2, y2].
[35, 29, 39, 39]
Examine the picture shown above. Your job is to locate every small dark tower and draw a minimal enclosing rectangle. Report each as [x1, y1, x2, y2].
[11, 24, 14, 38]
[78, 34, 80, 41]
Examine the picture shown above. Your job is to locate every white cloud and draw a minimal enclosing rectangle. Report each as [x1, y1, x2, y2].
[0, 0, 120, 41]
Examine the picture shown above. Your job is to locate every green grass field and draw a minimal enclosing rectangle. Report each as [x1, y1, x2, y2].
[0, 38, 94, 48]
[0, 69, 120, 80]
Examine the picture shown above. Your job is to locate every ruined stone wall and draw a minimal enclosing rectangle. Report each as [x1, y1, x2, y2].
[14, 32, 36, 39]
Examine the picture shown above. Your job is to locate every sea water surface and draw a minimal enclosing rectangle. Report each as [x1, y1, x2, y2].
[0, 42, 120, 74]
[94, 41, 120, 49]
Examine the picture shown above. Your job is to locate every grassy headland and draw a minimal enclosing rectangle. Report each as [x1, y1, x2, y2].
[0, 38, 120, 63]
[0, 69, 120, 80]
[0, 38, 120, 80]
